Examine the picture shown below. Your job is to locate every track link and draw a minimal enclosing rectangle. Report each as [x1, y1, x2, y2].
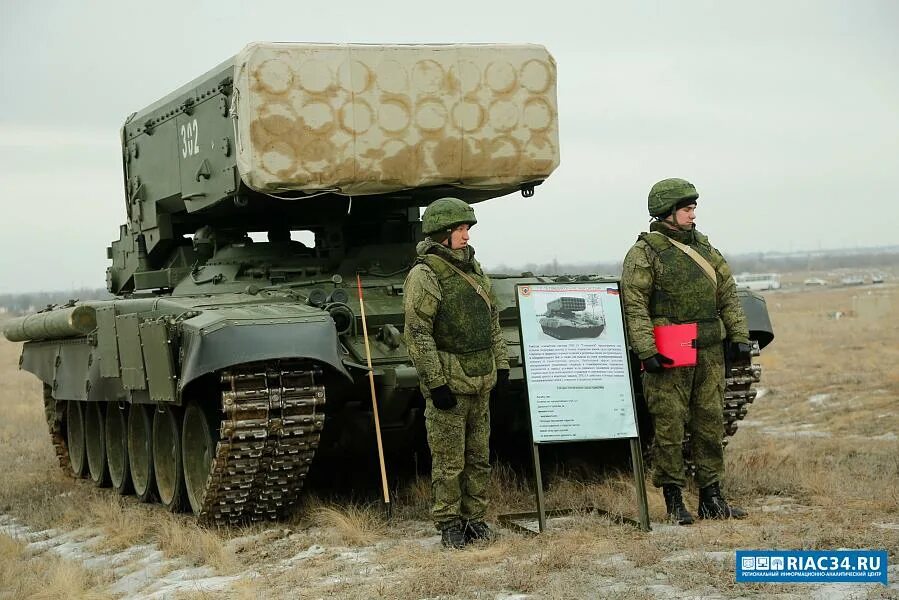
[43, 384, 71, 473]
[197, 361, 326, 524]
[722, 340, 762, 437]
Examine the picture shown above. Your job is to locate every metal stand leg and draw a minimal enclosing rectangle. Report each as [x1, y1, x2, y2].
[630, 438, 651, 531]
[532, 443, 546, 532]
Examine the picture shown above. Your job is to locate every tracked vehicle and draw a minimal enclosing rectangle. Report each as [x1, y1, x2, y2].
[3, 43, 772, 523]
[539, 296, 606, 339]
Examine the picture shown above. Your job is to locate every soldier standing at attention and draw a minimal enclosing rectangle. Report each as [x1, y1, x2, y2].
[621, 178, 751, 525]
[403, 197, 510, 548]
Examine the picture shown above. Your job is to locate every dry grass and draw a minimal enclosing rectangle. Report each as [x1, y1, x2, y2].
[1, 283, 898, 598]
[309, 504, 388, 546]
[0, 534, 112, 599]
[722, 285, 899, 558]
[155, 515, 237, 571]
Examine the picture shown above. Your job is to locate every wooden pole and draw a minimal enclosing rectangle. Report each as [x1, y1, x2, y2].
[356, 274, 391, 511]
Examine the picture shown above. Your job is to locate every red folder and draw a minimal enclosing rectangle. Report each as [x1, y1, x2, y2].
[652, 323, 698, 367]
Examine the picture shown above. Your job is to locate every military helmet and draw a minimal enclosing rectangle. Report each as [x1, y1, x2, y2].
[421, 197, 477, 235]
[648, 178, 699, 217]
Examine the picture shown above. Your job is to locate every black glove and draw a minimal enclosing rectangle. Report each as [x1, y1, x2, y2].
[430, 384, 456, 410]
[494, 369, 510, 401]
[642, 353, 674, 374]
[728, 341, 753, 362]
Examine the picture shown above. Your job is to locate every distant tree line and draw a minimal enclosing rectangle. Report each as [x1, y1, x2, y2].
[490, 247, 899, 278]
[491, 258, 622, 277]
[0, 288, 111, 316]
[725, 249, 898, 274]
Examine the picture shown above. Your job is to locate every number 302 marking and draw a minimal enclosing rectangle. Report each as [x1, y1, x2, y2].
[180, 119, 200, 158]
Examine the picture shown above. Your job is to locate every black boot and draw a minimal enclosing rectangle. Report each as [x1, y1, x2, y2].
[698, 482, 747, 519]
[463, 520, 496, 544]
[440, 523, 466, 549]
[662, 485, 695, 525]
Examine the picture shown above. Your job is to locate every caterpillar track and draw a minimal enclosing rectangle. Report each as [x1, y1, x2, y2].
[43, 384, 71, 474]
[44, 361, 327, 524]
[723, 341, 762, 437]
[196, 362, 326, 524]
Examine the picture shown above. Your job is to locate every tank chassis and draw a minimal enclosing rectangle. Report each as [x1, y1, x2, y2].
[3, 43, 772, 523]
[538, 296, 606, 340]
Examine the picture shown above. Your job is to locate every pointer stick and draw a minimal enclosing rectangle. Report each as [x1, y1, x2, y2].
[356, 274, 391, 516]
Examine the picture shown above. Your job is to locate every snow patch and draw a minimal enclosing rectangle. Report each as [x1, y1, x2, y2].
[760, 427, 831, 438]
[644, 583, 686, 598]
[754, 495, 806, 514]
[134, 566, 253, 600]
[703, 551, 731, 562]
[760, 504, 793, 513]
[872, 522, 899, 531]
[337, 549, 373, 564]
[21, 528, 61, 542]
[662, 550, 730, 563]
[650, 523, 694, 535]
[808, 393, 831, 406]
[415, 534, 442, 549]
[108, 554, 179, 596]
[83, 544, 154, 570]
[26, 527, 104, 556]
[283, 543, 326, 564]
[0, 514, 32, 539]
[141, 575, 248, 599]
[1, 513, 247, 598]
[225, 527, 289, 553]
[811, 584, 881, 600]
[593, 553, 634, 568]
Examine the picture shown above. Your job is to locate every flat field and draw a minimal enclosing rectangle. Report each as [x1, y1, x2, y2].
[1, 283, 897, 599]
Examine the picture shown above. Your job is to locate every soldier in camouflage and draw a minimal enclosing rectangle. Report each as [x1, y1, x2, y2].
[403, 197, 510, 548]
[621, 178, 751, 525]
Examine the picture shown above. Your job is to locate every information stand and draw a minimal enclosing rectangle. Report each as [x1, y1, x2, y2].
[500, 280, 650, 533]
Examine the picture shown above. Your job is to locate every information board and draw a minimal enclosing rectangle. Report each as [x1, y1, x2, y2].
[516, 281, 638, 443]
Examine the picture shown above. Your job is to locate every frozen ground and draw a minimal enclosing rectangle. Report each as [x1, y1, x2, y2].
[3, 512, 896, 599]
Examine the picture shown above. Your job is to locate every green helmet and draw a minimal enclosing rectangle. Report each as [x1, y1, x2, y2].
[421, 197, 477, 235]
[648, 178, 699, 217]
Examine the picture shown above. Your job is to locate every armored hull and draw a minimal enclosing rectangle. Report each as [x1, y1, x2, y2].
[8, 274, 772, 522]
[538, 318, 605, 339]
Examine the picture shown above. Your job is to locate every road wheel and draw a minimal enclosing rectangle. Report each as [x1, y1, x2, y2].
[106, 403, 132, 494]
[85, 402, 110, 487]
[182, 401, 219, 515]
[128, 405, 156, 502]
[66, 400, 87, 478]
[153, 405, 187, 512]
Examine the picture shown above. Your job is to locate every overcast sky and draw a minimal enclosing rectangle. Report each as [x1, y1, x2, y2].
[1, 0, 897, 293]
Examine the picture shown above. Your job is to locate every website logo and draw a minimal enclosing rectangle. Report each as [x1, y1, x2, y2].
[736, 550, 887, 584]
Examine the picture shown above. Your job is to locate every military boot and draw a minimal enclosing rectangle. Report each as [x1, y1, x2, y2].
[463, 520, 496, 544]
[662, 485, 695, 525]
[440, 523, 466, 549]
[698, 482, 747, 519]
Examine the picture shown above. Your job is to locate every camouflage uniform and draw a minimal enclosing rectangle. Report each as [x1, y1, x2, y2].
[404, 238, 509, 530]
[621, 221, 749, 489]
